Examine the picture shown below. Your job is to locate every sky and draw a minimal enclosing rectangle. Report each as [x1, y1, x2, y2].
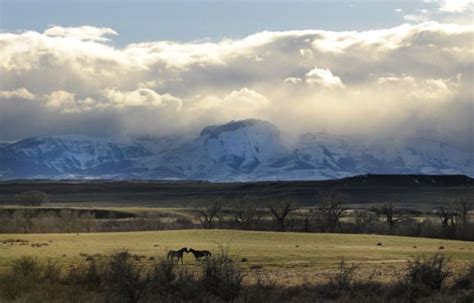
[0, 0, 473, 150]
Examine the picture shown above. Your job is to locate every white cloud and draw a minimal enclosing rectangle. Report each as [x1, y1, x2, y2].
[404, 14, 430, 22]
[102, 88, 182, 109]
[0, 88, 34, 100]
[439, 0, 473, 12]
[305, 67, 345, 88]
[377, 75, 416, 85]
[284, 77, 302, 84]
[44, 26, 118, 41]
[43, 91, 99, 113]
[190, 88, 270, 120]
[45, 90, 76, 109]
[0, 23, 472, 149]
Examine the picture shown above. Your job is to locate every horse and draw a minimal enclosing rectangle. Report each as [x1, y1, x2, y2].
[167, 247, 188, 264]
[188, 248, 212, 263]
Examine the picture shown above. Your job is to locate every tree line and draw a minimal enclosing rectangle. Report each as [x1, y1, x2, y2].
[2, 190, 473, 240]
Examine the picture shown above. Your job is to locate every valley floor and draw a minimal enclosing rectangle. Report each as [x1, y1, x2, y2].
[1, 230, 472, 285]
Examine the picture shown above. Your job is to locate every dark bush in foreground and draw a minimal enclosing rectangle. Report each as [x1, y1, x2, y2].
[388, 252, 454, 301]
[0, 252, 472, 302]
[406, 253, 450, 290]
[201, 248, 244, 301]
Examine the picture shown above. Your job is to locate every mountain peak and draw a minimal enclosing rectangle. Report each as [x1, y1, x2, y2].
[200, 119, 278, 138]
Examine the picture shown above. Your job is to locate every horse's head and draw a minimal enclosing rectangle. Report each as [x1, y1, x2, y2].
[182, 247, 189, 253]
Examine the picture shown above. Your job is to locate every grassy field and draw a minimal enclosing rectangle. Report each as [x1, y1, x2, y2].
[1, 230, 472, 285]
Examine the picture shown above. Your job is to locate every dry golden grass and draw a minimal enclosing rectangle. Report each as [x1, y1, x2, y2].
[0, 230, 472, 285]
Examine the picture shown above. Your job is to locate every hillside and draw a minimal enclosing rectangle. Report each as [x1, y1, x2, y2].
[0, 174, 472, 206]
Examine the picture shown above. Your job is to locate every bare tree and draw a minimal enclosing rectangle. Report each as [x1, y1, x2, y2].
[14, 209, 35, 233]
[318, 191, 348, 232]
[199, 202, 222, 229]
[303, 207, 318, 232]
[269, 200, 296, 231]
[373, 202, 407, 230]
[16, 190, 49, 206]
[59, 209, 80, 233]
[353, 206, 378, 232]
[436, 204, 457, 228]
[235, 198, 262, 230]
[80, 211, 96, 233]
[454, 200, 472, 227]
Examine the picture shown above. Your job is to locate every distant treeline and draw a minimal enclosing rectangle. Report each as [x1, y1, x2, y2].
[1, 192, 472, 241]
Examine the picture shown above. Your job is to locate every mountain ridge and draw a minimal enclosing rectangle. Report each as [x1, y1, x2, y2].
[0, 119, 472, 181]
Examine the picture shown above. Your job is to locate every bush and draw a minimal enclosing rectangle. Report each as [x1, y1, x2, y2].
[201, 248, 245, 302]
[330, 258, 359, 290]
[406, 253, 450, 290]
[389, 253, 452, 300]
[149, 258, 178, 294]
[66, 257, 104, 290]
[0, 257, 62, 301]
[452, 265, 474, 290]
[1, 250, 470, 303]
[101, 251, 149, 303]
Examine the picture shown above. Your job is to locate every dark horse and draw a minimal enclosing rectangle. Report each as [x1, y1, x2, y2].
[167, 247, 188, 264]
[188, 248, 212, 263]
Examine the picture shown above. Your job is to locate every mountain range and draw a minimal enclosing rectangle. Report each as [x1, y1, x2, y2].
[0, 119, 472, 181]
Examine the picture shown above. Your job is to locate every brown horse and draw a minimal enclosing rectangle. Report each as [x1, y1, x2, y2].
[167, 247, 188, 264]
[188, 248, 212, 263]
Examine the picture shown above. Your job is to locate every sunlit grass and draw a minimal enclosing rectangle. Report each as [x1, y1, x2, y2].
[0, 230, 472, 284]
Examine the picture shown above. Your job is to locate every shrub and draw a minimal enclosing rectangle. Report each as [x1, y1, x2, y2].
[406, 253, 450, 290]
[149, 260, 202, 302]
[330, 258, 359, 290]
[452, 265, 474, 290]
[1, 250, 469, 303]
[149, 258, 177, 294]
[66, 257, 104, 290]
[201, 248, 245, 302]
[102, 251, 149, 303]
[388, 253, 452, 300]
[42, 260, 62, 284]
[11, 256, 42, 280]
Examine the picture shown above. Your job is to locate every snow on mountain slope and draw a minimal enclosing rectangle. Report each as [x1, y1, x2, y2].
[272, 133, 474, 179]
[0, 119, 472, 180]
[145, 119, 287, 180]
[0, 135, 157, 178]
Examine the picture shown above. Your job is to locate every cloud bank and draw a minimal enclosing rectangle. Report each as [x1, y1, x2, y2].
[0, 22, 472, 151]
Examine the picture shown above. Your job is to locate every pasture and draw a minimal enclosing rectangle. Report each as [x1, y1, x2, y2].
[1, 230, 473, 285]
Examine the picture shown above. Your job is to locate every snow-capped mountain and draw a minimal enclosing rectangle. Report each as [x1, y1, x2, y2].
[0, 119, 472, 181]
